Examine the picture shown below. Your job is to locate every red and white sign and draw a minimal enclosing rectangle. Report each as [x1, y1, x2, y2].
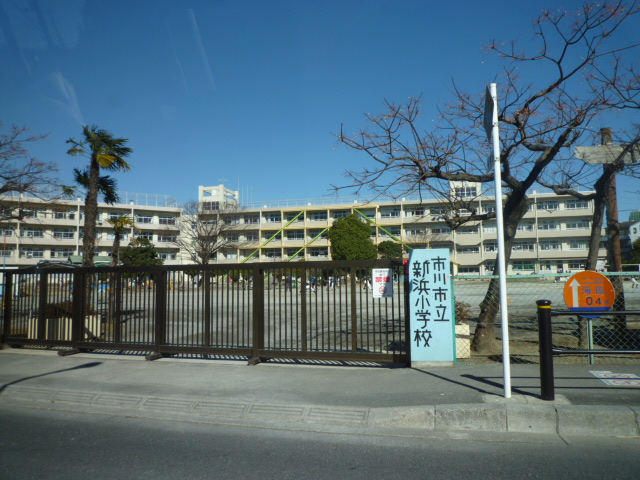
[372, 268, 393, 298]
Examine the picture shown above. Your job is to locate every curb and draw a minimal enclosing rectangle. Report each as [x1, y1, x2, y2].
[1, 385, 638, 437]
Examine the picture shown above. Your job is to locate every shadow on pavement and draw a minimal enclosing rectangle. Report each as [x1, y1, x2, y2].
[0, 362, 102, 394]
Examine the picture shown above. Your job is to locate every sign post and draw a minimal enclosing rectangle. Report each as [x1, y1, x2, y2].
[484, 82, 512, 398]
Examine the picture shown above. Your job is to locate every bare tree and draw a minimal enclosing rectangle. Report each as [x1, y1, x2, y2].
[336, 1, 640, 353]
[0, 124, 60, 222]
[171, 200, 241, 265]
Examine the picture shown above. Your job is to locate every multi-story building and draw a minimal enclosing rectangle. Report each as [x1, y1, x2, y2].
[0, 193, 182, 267]
[200, 184, 606, 275]
[0, 184, 606, 274]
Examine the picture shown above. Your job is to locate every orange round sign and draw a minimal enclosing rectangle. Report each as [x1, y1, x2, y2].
[563, 271, 615, 314]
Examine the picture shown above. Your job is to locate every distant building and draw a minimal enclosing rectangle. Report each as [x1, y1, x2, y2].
[0, 184, 607, 274]
[0, 193, 181, 268]
[199, 184, 606, 274]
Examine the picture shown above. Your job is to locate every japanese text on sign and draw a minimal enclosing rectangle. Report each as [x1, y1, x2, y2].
[408, 249, 454, 362]
[372, 268, 393, 298]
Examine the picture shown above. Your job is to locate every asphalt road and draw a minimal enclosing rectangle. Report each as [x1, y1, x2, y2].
[1, 405, 639, 480]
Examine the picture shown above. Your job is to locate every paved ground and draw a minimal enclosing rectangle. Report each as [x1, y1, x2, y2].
[0, 347, 638, 438]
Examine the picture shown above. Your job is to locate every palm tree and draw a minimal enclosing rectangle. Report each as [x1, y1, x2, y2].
[67, 126, 132, 266]
[72, 167, 120, 205]
[107, 215, 136, 266]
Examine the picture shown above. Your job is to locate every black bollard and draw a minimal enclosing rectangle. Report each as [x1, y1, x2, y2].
[537, 299, 555, 401]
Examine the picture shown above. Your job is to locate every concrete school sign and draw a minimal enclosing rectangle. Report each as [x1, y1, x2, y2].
[408, 249, 455, 366]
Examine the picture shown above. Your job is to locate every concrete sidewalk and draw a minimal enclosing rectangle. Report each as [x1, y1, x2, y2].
[0, 348, 638, 438]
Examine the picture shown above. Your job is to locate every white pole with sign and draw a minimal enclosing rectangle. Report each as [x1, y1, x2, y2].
[484, 83, 512, 398]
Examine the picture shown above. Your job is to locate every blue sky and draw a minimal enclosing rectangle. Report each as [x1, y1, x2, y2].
[2, 0, 639, 217]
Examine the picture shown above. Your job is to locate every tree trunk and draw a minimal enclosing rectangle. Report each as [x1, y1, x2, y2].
[471, 191, 531, 354]
[82, 156, 100, 267]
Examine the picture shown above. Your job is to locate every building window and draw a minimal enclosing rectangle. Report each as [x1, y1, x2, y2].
[517, 222, 534, 232]
[482, 205, 496, 214]
[406, 208, 426, 217]
[286, 248, 303, 258]
[430, 206, 447, 216]
[308, 229, 327, 239]
[263, 248, 281, 259]
[538, 221, 559, 231]
[263, 231, 281, 241]
[157, 252, 177, 260]
[380, 208, 400, 218]
[380, 226, 401, 237]
[244, 214, 259, 224]
[568, 240, 588, 250]
[309, 211, 328, 221]
[332, 210, 349, 219]
[484, 242, 498, 252]
[51, 248, 74, 258]
[264, 213, 281, 223]
[243, 233, 259, 242]
[54, 210, 76, 220]
[457, 226, 479, 235]
[286, 230, 304, 240]
[286, 212, 304, 222]
[0, 227, 15, 237]
[540, 241, 561, 251]
[21, 227, 44, 238]
[431, 226, 451, 234]
[158, 216, 176, 225]
[0, 247, 15, 257]
[202, 201, 219, 211]
[483, 223, 497, 233]
[512, 242, 535, 252]
[454, 186, 478, 198]
[537, 200, 559, 211]
[566, 220, 590, 230]
[566, 200, 589, 210]
[53, 228, 75, 239]
[20, 247, 44, 258]
[223, 250, 238, 260]
[568, 262, 585, 270]
[157, 234, 176, 243]
[136, 232, 154, 241]
[405, 227, 427, 236]
[136, 214, 152, 224]
[457, 246, 480, 254]
[309, 247, 328, 257]
[512, 260, 534, 271]
[458, 266, 480, 274]
[357, 210, 376, 220]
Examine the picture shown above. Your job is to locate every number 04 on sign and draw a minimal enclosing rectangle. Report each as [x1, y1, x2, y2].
[563, 271, 615, 315]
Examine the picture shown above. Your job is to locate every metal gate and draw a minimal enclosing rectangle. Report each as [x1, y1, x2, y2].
[1, 260, 409, 364]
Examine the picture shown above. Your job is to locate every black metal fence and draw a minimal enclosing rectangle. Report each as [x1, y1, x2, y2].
[1, 259, 409, 364]
[537, 300, 640, 400]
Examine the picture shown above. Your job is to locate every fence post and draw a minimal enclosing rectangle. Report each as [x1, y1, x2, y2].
[71, 271, 84, 343]
[1, 272, 14, 344]
[250, 266, 265, 364]
[37, 272, 48, 340]
[154, 271, 168, 356]
[537, 299, 555, 401]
